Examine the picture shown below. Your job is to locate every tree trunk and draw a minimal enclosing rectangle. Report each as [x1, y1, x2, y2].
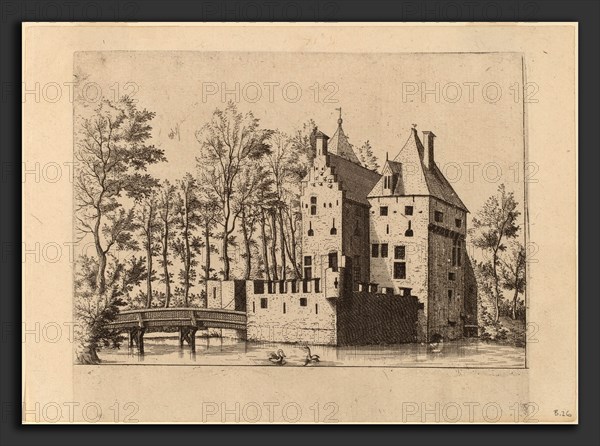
[145, 229, 153, 308]
[222, 232, 230, 281]
[162, 227, 171, 308]
[183, 193, 190, 306]
[269, 212, 279, 281]
[204, 221, 211, 306]
[278, 209, 287, 280]
[286, 211, 301, 278]
[241, 209, 252, 280]
[492, 250, 500, 322]
[511, 287, 519, 320]
[260, 210, 271, 281]
[93, 201, 106, 294]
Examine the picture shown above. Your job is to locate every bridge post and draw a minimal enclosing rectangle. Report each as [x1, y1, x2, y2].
[178, 327, 185, 349]
[189, 327, 198, 353]
[128, 329, 135, 349]
[136, 328, 146, 355]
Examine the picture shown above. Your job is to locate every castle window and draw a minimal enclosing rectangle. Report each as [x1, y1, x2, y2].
[394, 245, 406, 259]
[329, 203, 332, 208]
[330, 218, 337, 235]
[252, 301, 255, 313]
[452, 239, 462, 267]
[283, 302, 286, 314]
[393, 262, 406, 279]
[384, 176, 390, 189]
[353, 221, 361, 236]
[304, 256, 312, 279]
[310, 196, 317, 215]
[353, 257, 361, 287]
[381, 244, 389, 258]
[300, 297, 307, 307]
[434, 210, 444, 223]
[253, 281, 264, 294]
[380, 206, 388, 216]
[328, 252, 338, 271]
[279, 280, 287, 293]
[405, 206, 413, 215]
[213, 287, 217, 300]
[260, 298, 268, 309]
[405, 220, 414, 237]
[314, 278, 321, 293]
[307, 221, 314, 236]
[371, 243, 379, 258]
[448, 272, 456, 281]
[315, 303, 319, 314]
[455, 218, 462, 228]
[386, 224, 389, 234]
[291, 280, 299, 293]
[448, 290, 453, 302]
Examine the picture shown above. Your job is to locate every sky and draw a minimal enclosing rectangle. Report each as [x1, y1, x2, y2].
[74, 51, 527, 247]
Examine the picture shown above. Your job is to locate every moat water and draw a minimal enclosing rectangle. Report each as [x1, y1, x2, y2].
[97, 335, 525, 368]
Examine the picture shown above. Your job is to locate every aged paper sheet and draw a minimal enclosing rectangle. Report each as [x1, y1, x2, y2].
[22, 23, 577, 423]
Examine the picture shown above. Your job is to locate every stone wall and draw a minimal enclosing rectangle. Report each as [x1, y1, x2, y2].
[245, 279, 338, 345]
[337, 291, 419, 345]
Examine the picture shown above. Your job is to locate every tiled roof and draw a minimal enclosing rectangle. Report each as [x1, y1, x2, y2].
[368, 129, 468, 212]
[328, 153, 381, 206]
[327, 119, 361, 164]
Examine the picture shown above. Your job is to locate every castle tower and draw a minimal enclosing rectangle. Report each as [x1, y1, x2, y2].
[367, 126, 469, 342]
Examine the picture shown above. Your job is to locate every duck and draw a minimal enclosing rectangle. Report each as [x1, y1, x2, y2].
[303, 346, 320, 366]
[268, 349, 286, 365]
[428, 333, 444, 353]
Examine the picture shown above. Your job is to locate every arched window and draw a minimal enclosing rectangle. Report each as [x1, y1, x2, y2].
[330, 218, 337, 235]
[310, 196, 317, 215]
[308, 221, 314, 237]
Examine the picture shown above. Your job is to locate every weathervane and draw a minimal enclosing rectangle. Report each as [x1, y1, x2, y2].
[335, 107, 343, 125]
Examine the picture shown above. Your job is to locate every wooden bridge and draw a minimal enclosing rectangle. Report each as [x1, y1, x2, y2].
[107, 307, 247, 354]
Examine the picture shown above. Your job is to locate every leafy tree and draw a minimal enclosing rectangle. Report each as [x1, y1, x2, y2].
[195, 102, 273, 280]
[500, 242, 527, 320]
[356, 140, 380, 171]
[470, 184, 521, 322]
[75, 97, 165, 294]
[134, 195, 160, 308]
[172, 173, 203, 306]
[74, 254, 146, 364]
[157, 181, 178, 307]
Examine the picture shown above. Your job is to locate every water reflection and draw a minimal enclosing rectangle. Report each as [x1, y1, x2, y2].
[99, 335, 525, 368]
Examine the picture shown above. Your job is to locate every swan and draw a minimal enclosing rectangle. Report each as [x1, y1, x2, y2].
[303, 346, 320, 366]
[268, 349, 286, 365]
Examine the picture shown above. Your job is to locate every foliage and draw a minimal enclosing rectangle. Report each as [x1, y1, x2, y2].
[469, 184, 521, 322]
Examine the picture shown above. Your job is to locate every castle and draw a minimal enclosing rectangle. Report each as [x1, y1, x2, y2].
[209, 115, 478, 345]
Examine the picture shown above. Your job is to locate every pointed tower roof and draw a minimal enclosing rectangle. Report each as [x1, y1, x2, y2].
[327, 109, 361, 164]
[368, 127, 468, 212]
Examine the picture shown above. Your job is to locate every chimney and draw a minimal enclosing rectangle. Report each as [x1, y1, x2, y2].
[422, 131, 436, 169]
[315, 131, 329, 156]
